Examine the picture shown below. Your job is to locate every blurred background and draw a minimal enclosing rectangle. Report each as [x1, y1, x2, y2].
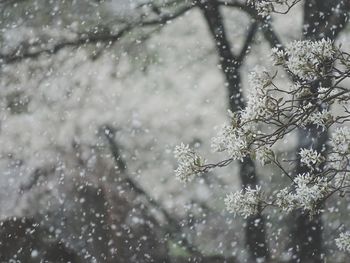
[0, 0, 349, 262]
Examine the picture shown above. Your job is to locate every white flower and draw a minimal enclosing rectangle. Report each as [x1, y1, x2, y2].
[336, 232, 350, 252]
[241, 96, 270, 122]
[306, 109, 332, 130]
[225, 186, 262, 218]
[284, 39, 335, 80]
[275, 188, 296, 212]
[248, 0, 298, 16]
[255, 1, 274, 17]
[242, 68, 274, 121]
[330, 127, 350, 155]
[293, 173, 329, 212]
[317, 86, 338, 100]
[299, 148, 323, 170]
[174, 143, 191, 162]
[276, 173, 330, 213]
[174, 143, 205, 183]
[211, 124, 248, 161]
[271, 47, 286, 65]
[255, 146, 275, 166]
[329, 128, 350, 181]
[248, 68, 273, 93]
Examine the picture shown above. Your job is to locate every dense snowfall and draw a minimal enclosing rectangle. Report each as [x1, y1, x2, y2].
[0, 0, 350, 262]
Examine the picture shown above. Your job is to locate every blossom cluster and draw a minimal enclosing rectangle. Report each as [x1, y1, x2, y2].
[330, 127, 350, 156]
[174, 143, 205, 183]
[174, 38, 350, 252]
[336, 232, 350, 252]
[211, 123, 248, 161]
[255, 146, 275, 166]
[205, 40, 336, 167]
[272, 39, 335, 80]
[248, 0, 301, 16]
[329, 127, 350, 187]
[299, 148, 323, 170]
[276, 173, 330, 213]
[242, 69, 275, 121]
[224, 186, 262, 218]
[305, 109, 332, 130]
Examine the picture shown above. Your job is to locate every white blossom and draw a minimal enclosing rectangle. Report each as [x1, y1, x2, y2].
[225, 186, 262, 218]
[255, 146, 275, 166]
[248, 0, 299, 16]
[211, 124, 248, 161]
[330, 127, 350, 155]
[335, 232, 350, 252]
[242, 68, 274, 122]
[299, 148, 323, 170]
[306, 109, 332, 130]
[255, 1, 274, 17]
[174, 143, 191, 162]
[271, 47, 286, 65]
[284, 39, 335, 80]
[293, 173, 330, 212]
[174, 143, 205, 183]
[329, 128, 350, 182]
[317, 86, 338, 100]
[276, 173, 330, 213]
[275, 188, 296, 212]
[247, 68, 273, 94]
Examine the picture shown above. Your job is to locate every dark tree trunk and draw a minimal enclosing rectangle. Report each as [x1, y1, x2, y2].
[197, 0, 269, 261]
[241, 157, 269, 260]
[197, 0, 245, 111]
[290, 1, 349, 262]
[291, 122, 327, 262]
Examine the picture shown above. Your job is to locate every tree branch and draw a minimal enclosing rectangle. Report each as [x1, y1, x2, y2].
[101, 125, 202, 257]
[0, 4, 193, 65]
[217, 0, 284, 50]
[237, 20, 258, 63]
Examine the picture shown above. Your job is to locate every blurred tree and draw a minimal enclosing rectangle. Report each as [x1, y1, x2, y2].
[0, 0, 350, 262]
[0, 0, 270, 261]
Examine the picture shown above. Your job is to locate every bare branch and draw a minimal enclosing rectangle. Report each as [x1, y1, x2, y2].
[0, 4, 193, 65]
[217, 0, 284, 49]
[237, 20, 258, 63]
[101, 125, 202, 256]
